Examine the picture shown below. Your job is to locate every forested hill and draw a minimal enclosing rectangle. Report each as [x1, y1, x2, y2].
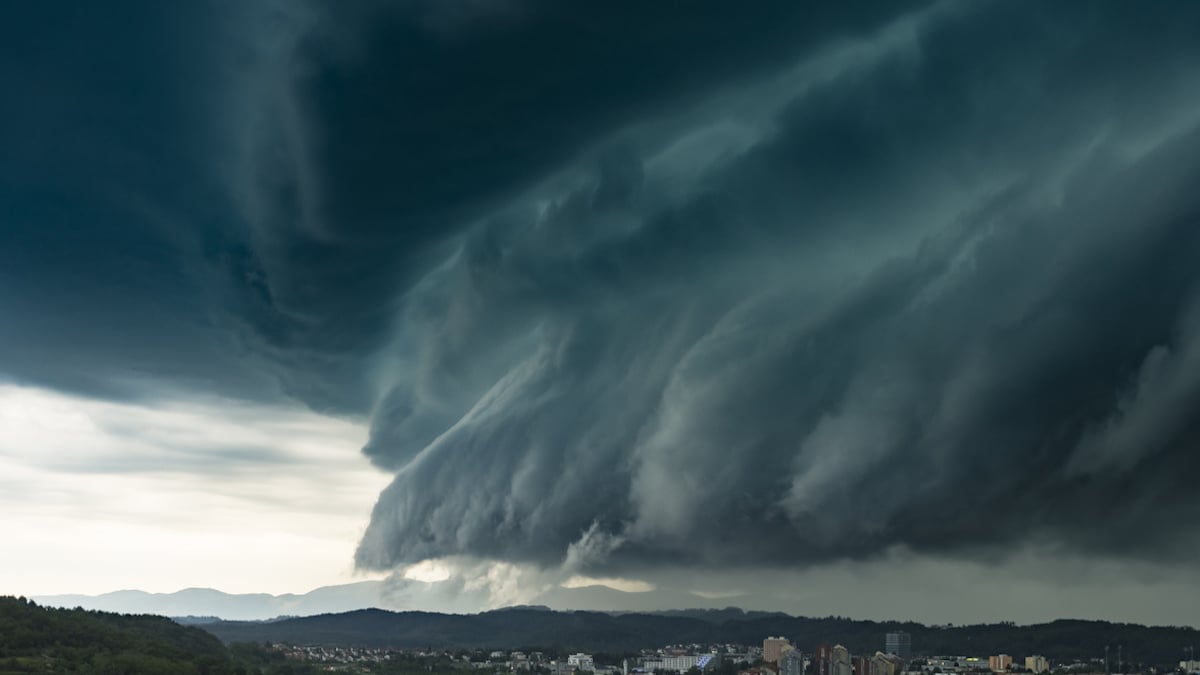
[0, 596, 310, 675]
[203, 607, 1200, 666]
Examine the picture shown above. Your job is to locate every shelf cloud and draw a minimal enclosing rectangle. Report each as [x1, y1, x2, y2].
[4, 0, 1200, 610]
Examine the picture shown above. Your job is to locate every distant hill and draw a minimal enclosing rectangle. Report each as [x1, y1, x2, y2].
[201, 607, 1200, 666]
[173, 615, 227, 625]
[627, 608, 792, 623]
[529, 585, 776, 615]
[0, 596, 307, 674]
[33, 581, 771, 622]
[203, 607, 717, 652]
[34, 581, 387, 621]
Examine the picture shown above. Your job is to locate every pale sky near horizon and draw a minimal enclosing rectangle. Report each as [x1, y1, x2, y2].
[0, 382, 390, 597]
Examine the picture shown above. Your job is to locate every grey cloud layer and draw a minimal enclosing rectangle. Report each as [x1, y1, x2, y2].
[3, 1, 1200, 578]
[353, 1, 1200, 571]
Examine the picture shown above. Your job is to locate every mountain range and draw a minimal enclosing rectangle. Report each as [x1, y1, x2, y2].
[33, 581, 777, 622]
[33, 581, 388, 621]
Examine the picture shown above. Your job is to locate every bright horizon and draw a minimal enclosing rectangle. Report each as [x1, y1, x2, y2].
[0, 382, 390, 598]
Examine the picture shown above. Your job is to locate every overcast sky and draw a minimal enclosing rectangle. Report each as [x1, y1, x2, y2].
[4, 1, 1200, 625]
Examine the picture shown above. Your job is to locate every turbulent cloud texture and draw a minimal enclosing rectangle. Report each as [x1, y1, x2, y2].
[4, 0, 1200, 588]
[352, 1, 1200, 572]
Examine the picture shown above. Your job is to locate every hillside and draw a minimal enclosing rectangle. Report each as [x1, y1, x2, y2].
[0, 596, 310, 675]
[202, 607, 1200, 667]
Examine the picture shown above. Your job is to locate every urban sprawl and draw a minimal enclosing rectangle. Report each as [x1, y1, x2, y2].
[274, 633, 1200, 675]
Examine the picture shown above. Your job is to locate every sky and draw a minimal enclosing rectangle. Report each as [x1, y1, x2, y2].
[3, 1, 1200, 625]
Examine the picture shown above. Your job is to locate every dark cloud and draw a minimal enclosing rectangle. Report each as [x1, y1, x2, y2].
[4, 0, 1200, 590]
[352, 0, 1200, 572]
[218, 0, 928, 411]
[0, 2, 280, 402]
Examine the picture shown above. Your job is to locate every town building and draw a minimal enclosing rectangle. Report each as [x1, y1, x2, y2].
[569, 654, 596, 671]
[870, 653, 897, 675]
[853, 656, 871, 675]
[813, 644, 834, 675]
[832, 645, 852, 675]
[644, 655, 717, 672]
[885, 633, 911, 661]
[764, 638, 793, 664]
[1024, 656, 1048, 674]
[780, 650, 805, 675]
[988, 655, 1012, 672]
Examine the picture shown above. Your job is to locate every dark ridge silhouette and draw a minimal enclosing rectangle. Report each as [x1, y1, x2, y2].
[202, 606, 1200, 665]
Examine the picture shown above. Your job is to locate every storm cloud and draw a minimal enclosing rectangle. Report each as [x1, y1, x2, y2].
[4, 0, 1200, 595]
[351, 0, 1200, 572]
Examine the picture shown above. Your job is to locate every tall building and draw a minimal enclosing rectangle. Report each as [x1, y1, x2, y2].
[988, 655, 1012, 672]
[869, 653, 896, 675]
[885, 633, 911, 660]
[764, 638, 793, 664]
[813, 644, 833, 675]
[780, 650, 805, 675]
[1025, 656, 1048, 674]
[852, 656, 871, 675]
[832, 646, 851, 675]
